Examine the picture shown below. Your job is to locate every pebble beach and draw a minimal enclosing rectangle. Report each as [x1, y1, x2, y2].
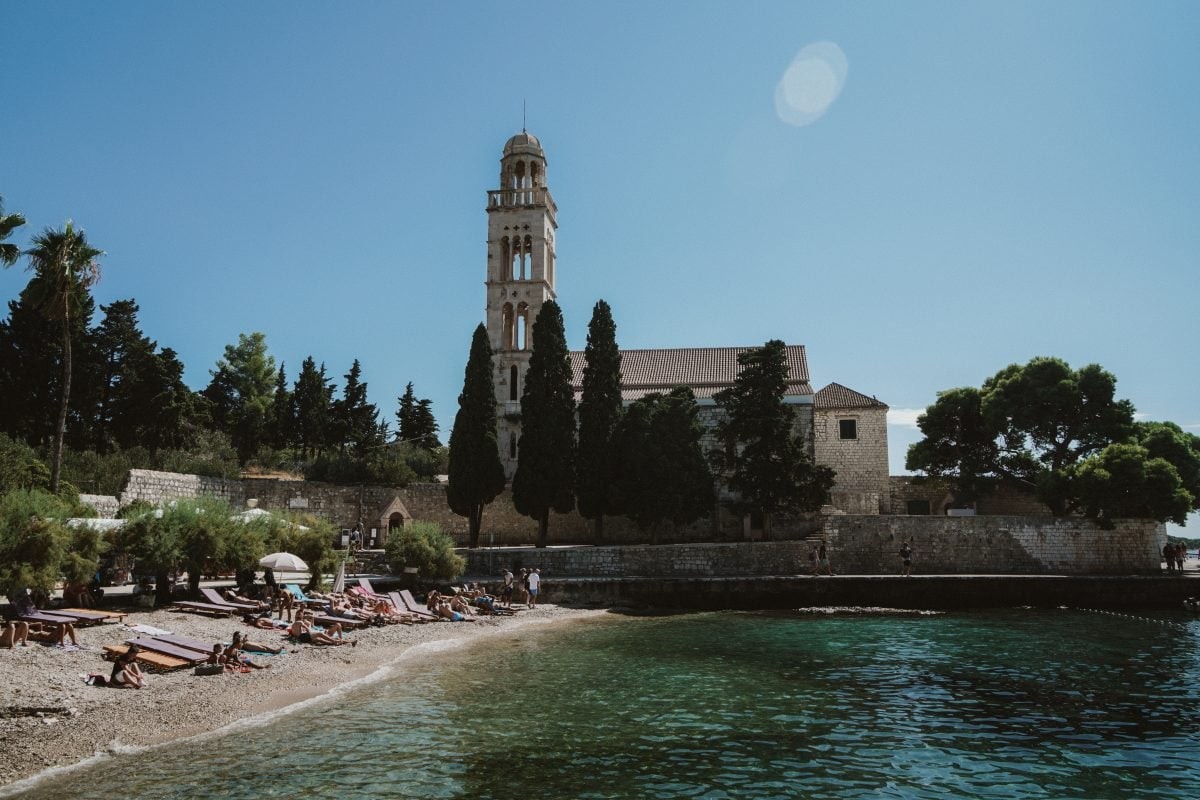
[0, 602, 597, 793]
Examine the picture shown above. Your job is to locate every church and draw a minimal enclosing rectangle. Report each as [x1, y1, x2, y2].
[482, 131, 891, 519]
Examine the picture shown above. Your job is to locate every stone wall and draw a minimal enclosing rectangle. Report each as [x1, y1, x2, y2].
[814, 406, 889, 514]
[463, 515, 1164, 578]
[78, 494, 120, 519]
[887, 476, 1052, 516]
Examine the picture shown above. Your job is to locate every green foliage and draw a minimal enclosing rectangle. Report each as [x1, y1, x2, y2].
[203, 332, 278, 463]
[713, 340, 835, 524]
[62, 522, 108, 586]
[269, 514, 335, 590]
[397, 382, 441, 451]
[0, 196, 25, 267]
[292, 356, 334, 459]
[611, 388, 713, 541]
[512, 301, 576, 547]
[907, 357, 1141, 517]
[1074, 443, 1193, 526]
[333, 359, 382, 457]
[384, 520, 465, 581]
[23, 221, 103, 493]
[446, 324, 506, 547]
[0, 433, 50, 492]
[904, 387, 999, 505]
[575, 300, 624, 538]
[0, 489, 74, 598]
[1134, 421, 1200, 511]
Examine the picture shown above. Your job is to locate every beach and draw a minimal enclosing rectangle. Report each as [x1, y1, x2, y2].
[0, 602, 598, 792]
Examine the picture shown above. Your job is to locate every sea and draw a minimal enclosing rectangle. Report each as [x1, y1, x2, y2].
[11, 607, 1200, 799]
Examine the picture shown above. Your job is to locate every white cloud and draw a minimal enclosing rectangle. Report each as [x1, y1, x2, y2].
[887, 408, 925, 429]
[774, 42, 847, 127]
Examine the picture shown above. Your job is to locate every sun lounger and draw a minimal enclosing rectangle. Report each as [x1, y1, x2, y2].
[103, 644, 190, 672]
[173, 600, 241, 617]
[123, 637, 210, 664]
[60, 607, 126, 623]
[313, 613, 366, 630]
[396, 590, 442, 620]
[389, 591, 438, 621]
[151, 634, 218, 654]
[200, 587, 266, 612]
[284, 584, 328, 608]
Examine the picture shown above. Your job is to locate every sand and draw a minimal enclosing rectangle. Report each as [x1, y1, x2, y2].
[0, 602, 599, 792]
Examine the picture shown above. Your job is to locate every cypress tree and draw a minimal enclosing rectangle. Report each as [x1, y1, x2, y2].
[511, 300, 576, 548]
[576, 299, 623, 542]
[713, 340, 835, 535]
[446, 324, 505, 548]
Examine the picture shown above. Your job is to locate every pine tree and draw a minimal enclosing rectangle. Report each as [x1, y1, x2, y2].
[712, 340, 835, 534]
[292, 356, 333, 460]
[511, 300, 576, 547]
[446, 324, 506, 548]
[397, 382, 440, 451]
[270, 363, 294, 449]
[202, 332, 276, 463]
[576, 299, 623, 542]
[334, 359, 381, 457]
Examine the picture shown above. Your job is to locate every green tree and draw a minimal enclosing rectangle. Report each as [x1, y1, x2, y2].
[575, 299, 623, 542]
[270, 363, 294, 449]
[203, 332, 277, 462]
[0, 489, 71, 599]
[397, 382, 440, 451]
[611, 387, 713, 543]
[23, 222, 103, 492]
[512, 301, 576, 547]
[1135, 421, 1200, 511]
[904, 387, 999, 506]
[0, 196, 24, 267]
[1074, 443, 1193, 526]
[384, 520, 465, 581]
[446, 324, 506, 548]
[293, 356, 334, 459]
[0, 433, 50, 492]
[333, 359, 381, 457]
[712, 340, 835, 533]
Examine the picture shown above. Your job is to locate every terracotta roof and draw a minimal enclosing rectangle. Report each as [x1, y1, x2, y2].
[813, 382, 888, 410]
[569, 345, 813, 401]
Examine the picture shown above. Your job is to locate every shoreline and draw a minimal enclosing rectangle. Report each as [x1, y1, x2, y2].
[0, 603, 602, 795]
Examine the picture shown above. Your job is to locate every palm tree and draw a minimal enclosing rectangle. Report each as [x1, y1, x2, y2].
[24, 222, 103, 492]
[0, 196, 25, 266]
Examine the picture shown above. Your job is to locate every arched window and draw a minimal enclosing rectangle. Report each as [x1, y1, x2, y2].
[516, 302, 529, 350]
[501, 303, 515, 350]
[509, 365, 519, 401]
[523, 235, 533, 279]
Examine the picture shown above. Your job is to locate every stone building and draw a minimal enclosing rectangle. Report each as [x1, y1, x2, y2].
[483, 131, 890, 514]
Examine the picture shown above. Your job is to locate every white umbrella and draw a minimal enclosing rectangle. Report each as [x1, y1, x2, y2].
[331, 560, 346, 595]
[258, 552, 309, 573]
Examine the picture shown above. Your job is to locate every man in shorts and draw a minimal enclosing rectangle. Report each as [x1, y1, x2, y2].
[527, 568, 541, 608]
[500, 569, 514, 608]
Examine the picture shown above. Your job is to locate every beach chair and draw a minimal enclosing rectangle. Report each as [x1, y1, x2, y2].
[123, 637, 210, 665]
[103, 644, 190, 673]
[173, 600, 241, 617]
[151, 634, 218, 655]
[60, 607, 127, 624]
[284, 584, 327, 608]
[200, 587, 267, 613]
[390, 591, 438, 621]
[397, 589, 449, 621]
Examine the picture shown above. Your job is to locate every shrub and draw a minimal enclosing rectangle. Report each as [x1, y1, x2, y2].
[0, 489, 72, 599]
[384, 521, 464, 582]
[0, 434, 51, 493]
[268, 514, 335, 590]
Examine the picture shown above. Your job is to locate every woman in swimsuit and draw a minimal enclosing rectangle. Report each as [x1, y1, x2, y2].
[110, 645, 146, 688]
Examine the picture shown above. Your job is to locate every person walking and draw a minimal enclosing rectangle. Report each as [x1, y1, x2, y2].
[527, 568, 541, 608]
[818, 543, 832, 576]
[501, 569, 514, 608]
[898, 541, 913, 577]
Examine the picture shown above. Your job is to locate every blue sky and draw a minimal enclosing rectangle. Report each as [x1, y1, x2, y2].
[3, 2, 1197, 527]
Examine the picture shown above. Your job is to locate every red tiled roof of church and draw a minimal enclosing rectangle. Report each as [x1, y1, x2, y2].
[569, 345, 812, 401]
[814, 382, 888, 410]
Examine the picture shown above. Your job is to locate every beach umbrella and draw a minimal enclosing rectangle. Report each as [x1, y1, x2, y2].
[331, 559, 346, 595]
[258, 552, 309, 573]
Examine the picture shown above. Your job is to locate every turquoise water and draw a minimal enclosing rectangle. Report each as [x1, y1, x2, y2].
[15, 609, 1200, 799]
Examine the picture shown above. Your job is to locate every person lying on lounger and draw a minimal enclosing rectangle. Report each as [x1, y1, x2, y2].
[224, 634, 270, 669]
[288, 616, 356, 646]
[231, 630, 282, 655]
[434, 600, 476, 622]
[110, 645, 146, 688]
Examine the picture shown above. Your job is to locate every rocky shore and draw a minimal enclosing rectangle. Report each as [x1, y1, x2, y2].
[0, 603, 598, 793]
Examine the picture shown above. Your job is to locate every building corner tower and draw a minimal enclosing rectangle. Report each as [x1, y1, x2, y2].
[485, 131, 558, 479]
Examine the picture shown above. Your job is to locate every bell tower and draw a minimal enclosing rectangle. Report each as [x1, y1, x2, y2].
[485, 130, 558, 478]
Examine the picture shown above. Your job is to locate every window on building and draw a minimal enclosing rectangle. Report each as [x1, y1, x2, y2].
[906, 499, 931, 516]
[509, 365, 519, 401]
[839, 419, 858, 440]
[509, 433, 517, 459]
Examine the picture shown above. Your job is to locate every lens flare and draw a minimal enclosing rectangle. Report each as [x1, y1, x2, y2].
[774, 41, 848, 127]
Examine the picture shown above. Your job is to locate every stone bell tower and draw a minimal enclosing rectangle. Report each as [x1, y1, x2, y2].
[485, 130, 558, 479]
